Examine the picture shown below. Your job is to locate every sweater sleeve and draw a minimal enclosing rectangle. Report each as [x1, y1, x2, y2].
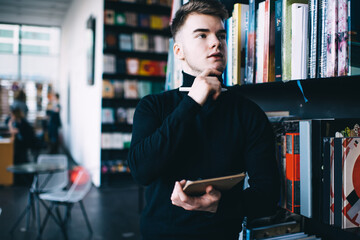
[128, 93, 201, 185]
[216, 98, 280, 221]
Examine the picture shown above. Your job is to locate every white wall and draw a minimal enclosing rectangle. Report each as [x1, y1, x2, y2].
[58, 0, 103, 186]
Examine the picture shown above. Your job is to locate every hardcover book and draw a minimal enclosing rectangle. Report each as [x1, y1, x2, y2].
[348, 0, 360, 75]
[325, 0, 338, 77]
[286, 132, 300, 214]
[274, 0, 283, 81]
[263, 0, 275, 83]
[115, 12, 126, 25]
[119, 34, 132, 51]
[104, 10, 115, 25]
[124, 80, 138, 99]
[245, 0, 256, 84]
[337, 0, 348, 76]
[104, 32, 117, 49]
[307, 0, 319, 79]
[132, 33, 149, 52]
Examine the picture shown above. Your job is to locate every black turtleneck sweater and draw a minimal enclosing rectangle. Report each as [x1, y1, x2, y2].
[128, 72, 280, 240]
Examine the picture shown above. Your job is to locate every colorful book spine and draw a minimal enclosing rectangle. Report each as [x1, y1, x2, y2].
[325, 0, 338, 77]
[275, 0, 283, 81]
[285, 132, 300, 214]
[317, 0, 328, 78]
[263, 0, 276, 82]
[281, 0, 308, 81]
[225, 17, 233, 86]
[245, 0, 256, 84]
[337, 0, 348, 76]
[256, 1, 265, 83]
[348, 0, 360, 76]
[308, 0, 319, 79]
[291, 3, 308, 80]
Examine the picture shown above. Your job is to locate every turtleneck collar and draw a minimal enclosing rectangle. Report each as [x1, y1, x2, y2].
[181, 71, 225, 88]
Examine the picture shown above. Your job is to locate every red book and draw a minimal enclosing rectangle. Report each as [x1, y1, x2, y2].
[285, 132, 300, 213]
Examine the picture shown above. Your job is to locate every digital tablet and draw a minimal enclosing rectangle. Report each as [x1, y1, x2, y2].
[182, 173, 246, 196]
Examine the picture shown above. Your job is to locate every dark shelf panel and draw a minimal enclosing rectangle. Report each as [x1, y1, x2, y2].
[104, 24, 171, 36]
[103, 49, 168, 60]
[101, 149, 129, 160]
[104, 1, 171, 15]
[236, 75, 360, 119]
[103, 73, 166, 82]
[102, 98, 139, 108]
[102, 123, 133, 132]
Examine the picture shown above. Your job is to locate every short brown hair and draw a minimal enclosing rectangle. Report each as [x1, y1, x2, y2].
[170, 0, 228, 41]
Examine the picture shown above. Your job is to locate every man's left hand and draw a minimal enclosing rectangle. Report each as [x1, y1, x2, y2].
[170, 180, 221, 213]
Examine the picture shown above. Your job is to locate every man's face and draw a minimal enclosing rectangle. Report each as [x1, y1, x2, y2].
[174, 13, 227, 76]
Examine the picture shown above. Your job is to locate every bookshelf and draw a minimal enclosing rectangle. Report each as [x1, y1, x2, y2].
[101, 0, 171, 186]
[222, 0, 360, 239]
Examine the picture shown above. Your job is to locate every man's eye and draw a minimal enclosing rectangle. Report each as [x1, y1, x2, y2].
[197, 34, 206, 39]
[218, 34, 226, 40]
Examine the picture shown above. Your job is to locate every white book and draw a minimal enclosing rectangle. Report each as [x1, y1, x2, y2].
[291, 3, 308, 80]
[132, 33, 149, 52]
[256, 1, 265, 83]
[111, 133, 124, 149]
[101, 133, 112, 149]
[103, 54, 116, 74]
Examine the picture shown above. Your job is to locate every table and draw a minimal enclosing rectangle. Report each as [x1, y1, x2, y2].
[7, 162, 66, 238]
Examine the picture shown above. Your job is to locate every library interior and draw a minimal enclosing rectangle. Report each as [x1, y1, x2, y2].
[0, 0, 359, 239]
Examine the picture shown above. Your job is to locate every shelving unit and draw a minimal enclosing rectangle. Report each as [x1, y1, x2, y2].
[101, 0, 171, 186]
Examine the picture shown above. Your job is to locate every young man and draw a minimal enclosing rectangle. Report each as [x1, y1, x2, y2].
[128, 0, 280, 239]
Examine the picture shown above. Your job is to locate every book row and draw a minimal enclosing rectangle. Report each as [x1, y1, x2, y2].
[104, 9, 170, 30]
[106, 0, 172, 7]
[103, 55, 167, 77]
[102, 107, 135, 125]
[102, 79, 164, 99]
[224, 0, 360, 86]
[101, 132, 132, 150]
[101, 159, 130, 174]
[273, 118, 360, 229]
[104, 32, 169, 53]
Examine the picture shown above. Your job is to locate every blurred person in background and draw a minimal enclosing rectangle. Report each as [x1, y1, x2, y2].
[11, 89, 28, 118]
[46, 92, 62, 154]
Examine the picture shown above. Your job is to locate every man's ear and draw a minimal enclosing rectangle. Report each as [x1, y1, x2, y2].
[173, 42, 185, 60]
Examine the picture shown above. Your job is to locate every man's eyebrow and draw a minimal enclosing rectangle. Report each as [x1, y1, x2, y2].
[192, 28, 227, 34]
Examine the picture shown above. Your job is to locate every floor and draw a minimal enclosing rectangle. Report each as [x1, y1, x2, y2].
[0, 175, 142, 240]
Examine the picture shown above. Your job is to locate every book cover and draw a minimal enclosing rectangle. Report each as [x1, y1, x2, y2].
[148, 35, 155, 52]
[125, 58, 140, 75]
[263, 0, 276, 83]
[137, 81, 152, 98]
[103, 54, 116, 74]
[126, 108, 136, 125]
[112, 80, 124, 98]
[281, 0, 308, 81]
[150, 15, 163, 30]
[337, 0, 348, 76]
[317, 0, 328, 78]
[274, 0, 283, 81]
[225, 16, 233, 86]
[124, 80, 138, 99]
[139, 60, 161, 76]
[115, 12, 126, 25]
[232, 3, 249, 85]
[308, 0, 319, 79]
[132, 33, 149, 52]
[348, 0, 360, 76]
[101, 133, 112, 149]
[291, 3, 308, 80]
[138, 13, 150, 28]
[245, 0, 256, 84]
[322, 137, 332, 224]
[102, 80, 115, 98]
[333, 138, 343, 228]
[116, 107, 127, 123]
[340, 138, 360, 228]
[255, 1, 265, 83]
[154, 35, 166, 53]
[118, 33, 132, 51]
[104, 9, 115, 25]
[104, 32, 117, 49]
[111, 133, 124, 149]
[125, 12, 138, 27]
[101, 108, 115, 124]
[286, 132, 300, 214]
[325, 0, 338, 77]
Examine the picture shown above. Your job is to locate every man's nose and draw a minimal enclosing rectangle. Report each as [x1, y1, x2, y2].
[210, 35, 221, 48]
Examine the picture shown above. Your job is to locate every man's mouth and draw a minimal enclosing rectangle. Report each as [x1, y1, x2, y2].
[208, 52, 223, 58]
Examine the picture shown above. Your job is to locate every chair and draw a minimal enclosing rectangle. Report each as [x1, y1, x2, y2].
[39, 166, 93, 237]
[36, 154, 68, 192]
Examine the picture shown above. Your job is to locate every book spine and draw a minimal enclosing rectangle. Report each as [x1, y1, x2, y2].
[337, 0, 348, 76]
[286, 132, 300, 214]
[308, 0, 319, 79]
[334, 138, 343, 228]
[326, 0, 338, 77]
[246, 0, 256, 84]
[275, 0, 283, 81]
[263, 0, 270, 82]
[348, 0, 360, 76]
[256, 2, 265, 83]
[322, 137, 331, 224]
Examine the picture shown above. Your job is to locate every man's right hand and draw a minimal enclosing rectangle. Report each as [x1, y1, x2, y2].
[188, 69, 222, 106]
